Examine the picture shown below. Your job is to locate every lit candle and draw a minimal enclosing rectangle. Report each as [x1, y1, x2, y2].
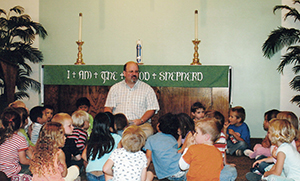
[195, 10, 198, 39]
[78, 13, 82, 41]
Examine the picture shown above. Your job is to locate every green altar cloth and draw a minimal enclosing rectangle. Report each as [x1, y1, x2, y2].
[43, 65, 230, 88]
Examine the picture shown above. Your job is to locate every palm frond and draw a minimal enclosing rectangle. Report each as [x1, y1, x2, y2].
[0, 9, 6, 16]
[19, 44, 44, 64]
[274, 5, 300, 22]
[9, 6, 24, 15]
[290, 95, 300, 107]
[0, 17, 8, 29]
[14, 91, 29, 100]
[292, 65, 300, 74]
[18, 62, 32, 75]
[277, 46, 300, 73]
[16, 69, 40, 93]
[11, 28, 35, 43]
[262, 27, 300, 58]
[29, 22, 47, 39]
[290, 75, 300, 91]
[8, 15, 31, 30]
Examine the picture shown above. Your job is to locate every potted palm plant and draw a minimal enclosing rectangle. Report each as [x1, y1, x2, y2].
[0, 5, 47, 105]
[263, 0, 300, 106]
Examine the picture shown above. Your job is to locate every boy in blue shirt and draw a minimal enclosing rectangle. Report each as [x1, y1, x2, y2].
[226, 106, 250, 156]
[145, 113, 186, 180]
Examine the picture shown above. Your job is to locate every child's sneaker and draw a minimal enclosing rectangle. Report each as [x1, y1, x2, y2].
[235, 149, 243, 156]
[243, 149, 254, 157]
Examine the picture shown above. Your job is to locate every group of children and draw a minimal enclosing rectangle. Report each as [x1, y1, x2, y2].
[244, 110, 300, 181]
[1, 98, 300, 181]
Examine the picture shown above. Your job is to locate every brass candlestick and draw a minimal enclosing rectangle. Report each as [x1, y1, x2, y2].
[191, 39, 201, 65]
[75, 41, 85, 65]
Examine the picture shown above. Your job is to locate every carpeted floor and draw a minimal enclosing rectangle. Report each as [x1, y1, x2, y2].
[227, 152, 255, 181]
[226, 138, 262, 181]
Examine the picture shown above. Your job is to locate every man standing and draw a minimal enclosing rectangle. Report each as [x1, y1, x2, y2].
[104, 61, 159, 126]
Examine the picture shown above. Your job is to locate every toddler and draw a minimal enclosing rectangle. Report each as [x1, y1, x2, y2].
[30, 122, 79, 181]
[190, 102, 205, 122]
[103, 125, 147, 180]
[226, 106, 250, 156]
[0, 107, 31, 178]
[68, 110, 89, 153]
[179, 117, 223, 180]
[76, 97, 94, 136]
[262, 119, 300, 180]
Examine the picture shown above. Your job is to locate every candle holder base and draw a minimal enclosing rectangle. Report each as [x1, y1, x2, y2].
[190, 39, 201, 65]
[75, 41, 85, 65]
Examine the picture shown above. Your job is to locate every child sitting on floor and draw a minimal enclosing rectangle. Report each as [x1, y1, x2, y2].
[244, 109, 279, 159]
[68, 110, 89, 154]
[114, 113, 129, 136]
[262, 119, 300, 180]
[179, 117, 223, 181]
[226, 106, 250, 156]
[190, 101, 206, 122]
[52, 113, 82, 168]
[177, 113, 195, 154]
[205, 110, 237, 181]
[15, 107, 34, 147]
[0, 107, 31, 179]
[246, 111, 299, 181]
[30, 122, 79, 181]
[76, 97, 94, 137]
[145, 113, 186, 180]
[103, 125, 147, 180]
[44, 104, 54, 122]
[29, 106, 48, 145]
[82, 112, 121, 181]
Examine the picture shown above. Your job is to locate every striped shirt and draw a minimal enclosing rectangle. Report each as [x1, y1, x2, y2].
[67, 127, 87, 152]
[214, 131, 227, 160]
[0, 134, 28, 178]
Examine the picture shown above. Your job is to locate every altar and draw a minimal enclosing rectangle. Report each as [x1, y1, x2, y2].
[43, 65, 231, 122]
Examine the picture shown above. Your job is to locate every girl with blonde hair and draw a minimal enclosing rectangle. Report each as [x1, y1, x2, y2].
[103, 125, 147, 181]
[262, 119, 300, 181]
[30, 122, 79, 181]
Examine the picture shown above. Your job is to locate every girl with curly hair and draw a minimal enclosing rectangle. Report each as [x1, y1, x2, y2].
[0, 107, 31, 178]
[30, 122, 79, 181]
